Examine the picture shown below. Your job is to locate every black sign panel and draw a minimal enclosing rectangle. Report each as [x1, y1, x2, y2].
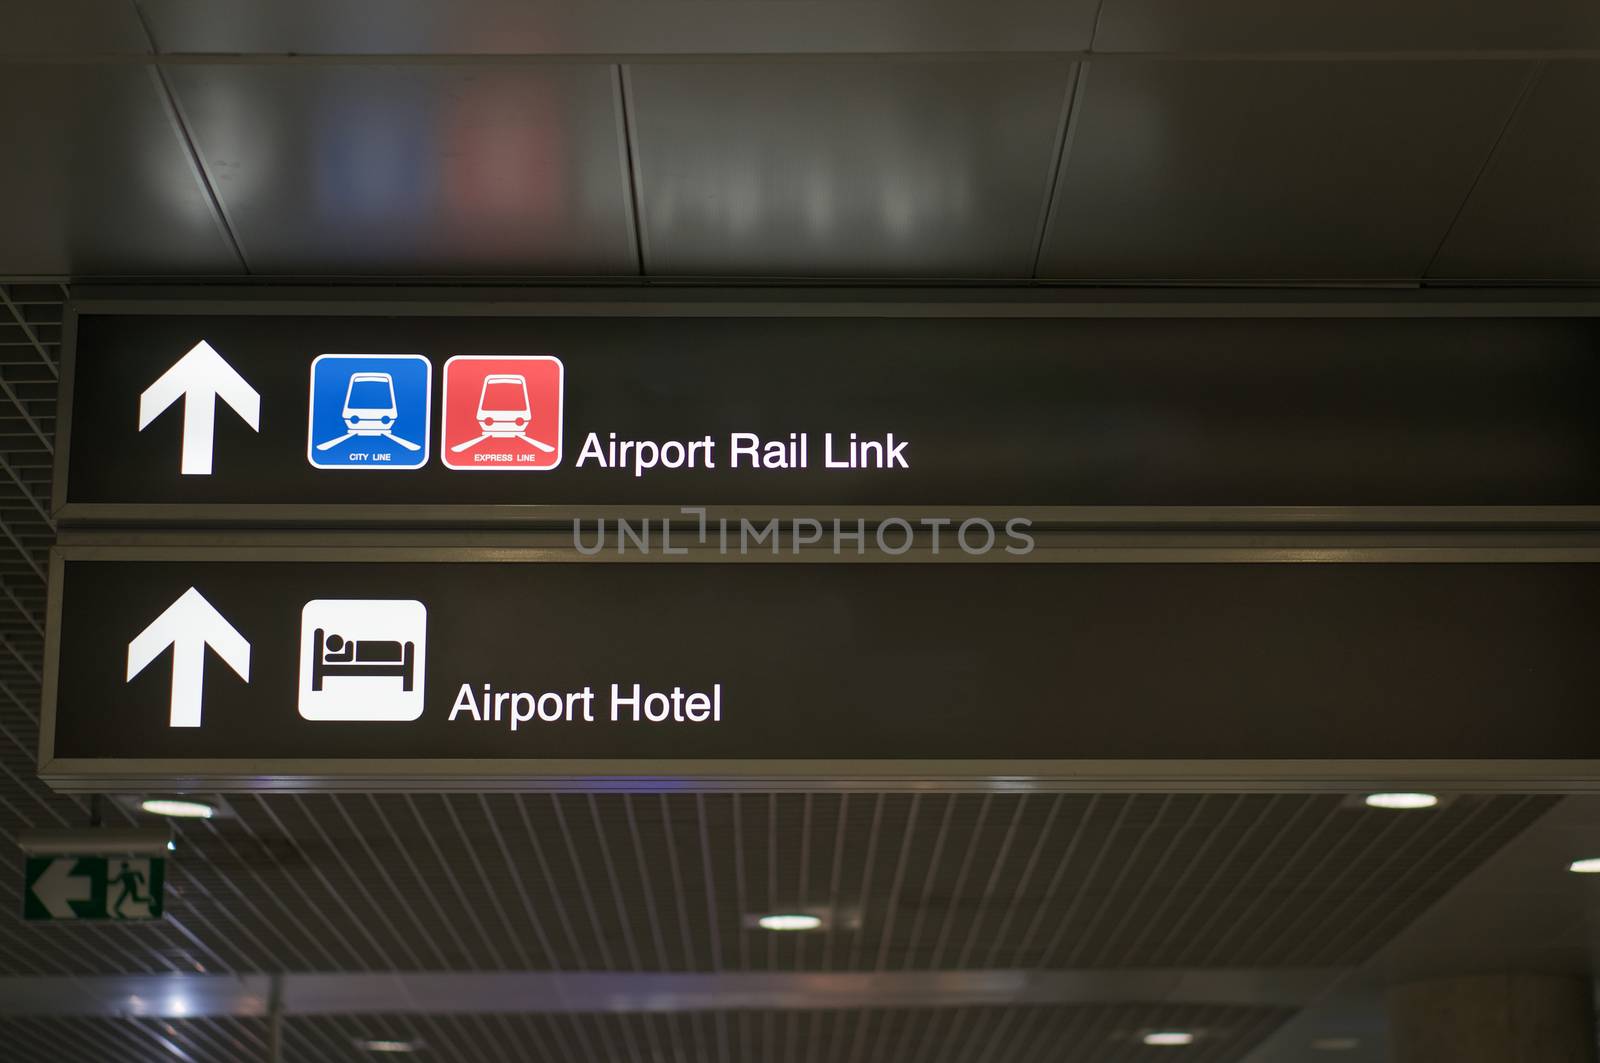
[57, 305, 1600, 520]
[42, 551, 1600, 789]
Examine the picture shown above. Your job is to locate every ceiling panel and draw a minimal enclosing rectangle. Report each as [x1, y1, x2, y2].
[0, 1, 150, 55]
[1038, 60, 1532, 281]
[1240, 797, 1600, 1062]
[1429, 62, 1600, 281]
[628, 61, 1071, 277]
[1094, 0, 1600, 52]
[137, 0, 1100, 56]
[0, 66, 241, 276]
[163, 64, 637, 276]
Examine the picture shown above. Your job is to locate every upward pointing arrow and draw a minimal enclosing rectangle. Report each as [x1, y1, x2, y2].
[138, 340, 261, 475]
[126, 587, 251, 728]
[31, 858, 92, 919]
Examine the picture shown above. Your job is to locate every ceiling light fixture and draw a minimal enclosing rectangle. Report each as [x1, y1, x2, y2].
[1363, 792, 1438, 810]
[1143, 1031, 1195, 1046]
[1311, 1037, 1361, 1051]
[140, 798, 215, 819]
[757, 913, 823, 932]
[356, 1039, 423, 1054]
[1568, 858, 1600, 874]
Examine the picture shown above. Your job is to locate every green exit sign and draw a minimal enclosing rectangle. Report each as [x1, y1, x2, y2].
[23, 856, 165, 921]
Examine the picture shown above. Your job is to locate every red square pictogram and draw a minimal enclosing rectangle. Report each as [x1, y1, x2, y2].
[440, 356, 564, 471]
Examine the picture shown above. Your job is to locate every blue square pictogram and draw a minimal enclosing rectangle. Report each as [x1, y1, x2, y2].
[307, 354, 432, 469]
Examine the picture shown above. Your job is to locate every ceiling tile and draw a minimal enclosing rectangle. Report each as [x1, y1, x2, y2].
[628, 61, 1072, 277]
[1094, 0, 1600, 52]
[138, 0, 1100, 55]
[1429, 62, 1600, 281]
[1038, 60, 1532, 281]
[0, 1, 150, 55]
[0, 64, 240, 276]
[163, 64, 637, 276]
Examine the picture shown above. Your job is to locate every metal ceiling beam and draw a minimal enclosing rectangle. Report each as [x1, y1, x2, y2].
[62, 284, 1600, 316]
[0, 968, 1346, 1019]
[11, 50, 1600, 64]
[0, 511, 43, 582]
[0, 285, 58, 379]
[0, 453, 53, 531]
[0, 365, 51, 458]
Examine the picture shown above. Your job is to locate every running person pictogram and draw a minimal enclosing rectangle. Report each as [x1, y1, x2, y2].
[108, 860, 150, 919]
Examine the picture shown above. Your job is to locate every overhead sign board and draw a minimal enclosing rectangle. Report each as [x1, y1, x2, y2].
[23, 855, 166, 921]
[54, 302, 1600, 521]
[40, 548, 1600, 791]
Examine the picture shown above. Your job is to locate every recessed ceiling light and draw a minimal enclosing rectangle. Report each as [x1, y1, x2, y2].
[1311, 1037, 1361, 1051]
[1143, 1031, 1196, 1046]
[1568, 858, 1600, 874]
[140, 798, 215, 819]
[356, 1039, 423, 1053]
[757, 913, 823, 932]
[1363, 792, 1438, 810]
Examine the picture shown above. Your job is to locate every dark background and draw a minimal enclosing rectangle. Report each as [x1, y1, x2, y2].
[52, 559, 1600, 761]
[63, 313, 1600, 509]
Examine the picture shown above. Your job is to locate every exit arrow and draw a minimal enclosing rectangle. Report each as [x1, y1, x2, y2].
[30, 858, 92, 919]
[126, 587, 251, 728]
[138, 340, 261, 475]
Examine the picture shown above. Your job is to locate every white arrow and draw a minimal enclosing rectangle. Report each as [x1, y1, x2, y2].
[126, 587, 251, 728]
[138, 340, 261, 475]
[31, 857, 93, 919]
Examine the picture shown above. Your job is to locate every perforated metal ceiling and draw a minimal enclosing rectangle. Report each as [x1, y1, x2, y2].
[0, 790, 1555, 980]
[0, 283, 60, 866]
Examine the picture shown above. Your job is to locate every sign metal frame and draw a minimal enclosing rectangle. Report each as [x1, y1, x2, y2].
[50, 287, 1600, 528]
[43, 288, 1600, 791]
[38, 535, 1600, 794]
